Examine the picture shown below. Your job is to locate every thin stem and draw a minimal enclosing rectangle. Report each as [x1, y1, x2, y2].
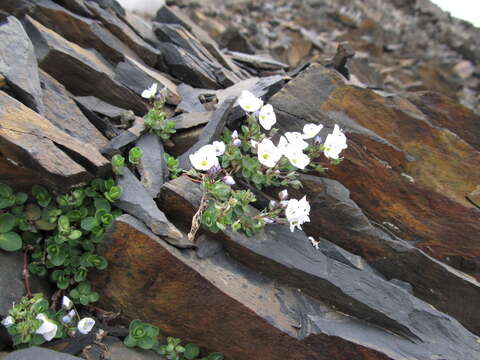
[22, 249, 32, 299]
[188, 192, 208, 242]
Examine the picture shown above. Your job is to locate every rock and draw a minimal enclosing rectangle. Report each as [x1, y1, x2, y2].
[74, 96, 130, 120]
[86, 0, 125, 19]
[55, 0, 94, 18]
[85, 1, 161, 68]
[227, 50, 289, 70]
[24, 16, 147, 115]
[29, 0, 139, 64]
[219, 27, 256, 54]
[178, 97, 235, 169]
[124, 11, 160, 47]
[0, 16, 44, 113]
[114, 57, 181, 106]
[73, 97, 122, 139]
[467, 186, 480, 208]
[100, 117, 145, 156]
[168, 127, 204, 157]
[0, 91, 109, 191]
[39, 70, 108, 150]
[115, 168, 187, 247]
[136, 133, 168, 198]
[106, 342, 164, 360]
[269, 64, 480, 281]
[174, 112, 212, 130]
[453, 60, 475, 80]
[4, 347, 82, 360]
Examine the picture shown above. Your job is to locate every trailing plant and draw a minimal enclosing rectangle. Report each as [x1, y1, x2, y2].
[1, 293, 95, 348]
[142, 83, 176, 141]
[124, 319, 224, 360]
[186, 90, 348, 239]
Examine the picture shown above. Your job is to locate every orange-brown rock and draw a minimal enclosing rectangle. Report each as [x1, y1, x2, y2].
[0, 91, 109, 191]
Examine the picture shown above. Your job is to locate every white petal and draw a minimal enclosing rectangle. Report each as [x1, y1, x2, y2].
[35, 314, 58, 341]
[238, 90, 263, 112]
[77, 317, 95, 335]
[284, 132, 309, 150]
[212, 141, 226, 156]
[258, 104, 276, 130]
[302, 123, 323, 139]
[1, 316, 14, 327]
[62, 296, 73, 310]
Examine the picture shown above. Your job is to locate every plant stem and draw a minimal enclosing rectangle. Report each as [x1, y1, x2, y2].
[188, 192, 208, 242]
[22, 249, 32, 299]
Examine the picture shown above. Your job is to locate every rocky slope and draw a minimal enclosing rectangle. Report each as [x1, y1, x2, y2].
[0, 0, 479, 359]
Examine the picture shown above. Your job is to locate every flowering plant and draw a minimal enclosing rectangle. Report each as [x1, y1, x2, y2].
[142, 83, 176, 141]
[184, 91, 347, 238]
[1, 294, 95, 348]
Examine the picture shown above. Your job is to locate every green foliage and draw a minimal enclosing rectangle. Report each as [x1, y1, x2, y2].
[69, 281, 99, 306]
[128, 147, 144, 165]
[164, 153, 182, 179]
[124, 320, 160, 350]
[111, 155, 125, 176]
[2, 294, 71, 347]
[144, 102, 176, 140]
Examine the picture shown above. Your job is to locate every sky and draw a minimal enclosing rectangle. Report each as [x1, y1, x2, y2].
[430, 0, 480, 26]
[117, 0, 480, 27]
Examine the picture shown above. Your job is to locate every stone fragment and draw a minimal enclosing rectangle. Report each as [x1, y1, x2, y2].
[173, 112, 212, 130]
[0, 92, 109, 191]
[467, 185, 480, 208]
[227, 50, 289, 70]
[332, 41, 355, 76]
[135, 133, 168, 198]
[106, 341, 164, 360]
[73, 97, 121, 139]
[40, 70, 108, 150]
[74, 96, 130, 120]
[178, 97, 235, 169]
[100, 117, 145, 156]
[85, 1, 161, 68]
[55, 0, 94, 18]
[168, 127, 204, 157]
[29, 0, 139, 64]
[219, 27, 256, 54]
[24, 16, 147, 115]
[114, 57, 181, 105]
[0, 16, 44, 113]
[115, 168, 187, 247]
[124, 11, 160, 47]
[86, 0, 125, 18]
[4, 348, 82, 360]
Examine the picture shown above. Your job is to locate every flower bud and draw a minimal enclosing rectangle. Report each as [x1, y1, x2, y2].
[269, 200, 278, 210]
[278, 189, 289, 200]
[77, 317, 95, 335]
[314, 135, 322, 144]
[62, 296, 73, 310]
[1, 316, 14, 327]
[208, 164, 221, 176]
[264, 217, 274, 224]
[223, 175, 236, 186]
[280, 200, 289, 208]
[232, 138, 241, 147]
[232, 130, 239, 139]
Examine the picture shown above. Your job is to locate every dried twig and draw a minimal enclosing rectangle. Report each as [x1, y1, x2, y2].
[22, 248, 32, 299]
[188, 192, 208, 242]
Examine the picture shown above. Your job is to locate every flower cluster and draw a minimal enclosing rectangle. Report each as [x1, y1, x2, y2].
[1, 294, 95, 347]
[142, 83, 176, 141]
[186, 90, 347, 235]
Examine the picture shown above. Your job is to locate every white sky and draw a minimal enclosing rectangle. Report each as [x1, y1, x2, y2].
[430, 0, 480, 26]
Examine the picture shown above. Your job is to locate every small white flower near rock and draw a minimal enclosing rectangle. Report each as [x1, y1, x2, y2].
[257, 139, 282, 168]
[77, 317, 95, 335]
[61, 296, 73, 310]
[212, 141, 226, 156]
[1, 316, 14, 327]
[35, 314, 58, 341]
[258, 104, 277, 130]
[285, 196, 311, 232]
[189, 144, 220, 171]
[141, 83, 158, 99]
[323, 124, 348, 159]
[223, 175, 236, 185]
[302, 123, 323, 139]
[284, 132, 309, 150]
[285, 149, 310, 169]
[238, 90, 263, 112]
[278, 189, 289, 200]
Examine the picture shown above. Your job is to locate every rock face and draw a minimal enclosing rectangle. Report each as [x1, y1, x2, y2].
[0, 16, 44, 113]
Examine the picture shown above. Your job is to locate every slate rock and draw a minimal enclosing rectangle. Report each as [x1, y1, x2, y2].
[219, 27, 256, 54]
[55, 0, 94, 18]
[173, 111, 212, 130]
[136, 133, 168, 198]
[227, 50, 289, 70]
[24, 16, 147, 115]
[74, 96, 130, 120]
[86, 0, 125, 18]
[85, 1, 161, 68]
[0, 16, 44, 113]
[0, 91, 109, 191]
[40, 70, 108, 150]
[106, 342, 165, 360]
[4, 347, 82, 360]
[124, 11, 161, 47]
[73, 97, 121, 139]
[178, 97, 235, 169]
[114, 57, 181, 106]
[100, 117, 145, 156]
[115, 168, 187, 247]
[29, 0, 139, 64]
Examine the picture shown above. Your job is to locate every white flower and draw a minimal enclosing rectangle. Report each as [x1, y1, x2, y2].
[1, 316, 14, 327]
[141, 83, 158, 99]
[285, 196, 311, 232]
[323, 124, 347, 159]
[77, 317, 95, 335]
[278, 189, 289, 200]
[258, 104, 276, 130]
[302, 123, 323, 139]
[62, 296, 73, 310]
[35, 314, 58, 342]
[257, 139, 282, 168]
[284, 132, 309, 150]
[212, 141, 226, 156]
[231, 130, 239, 139]
[223, 175, 236, 185]
[238, 90, 263, 112]
[189, 145, 219, 171]
[285, 149, 310, 169]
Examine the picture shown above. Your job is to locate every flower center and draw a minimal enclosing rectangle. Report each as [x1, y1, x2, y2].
[201, 160, 208, 166]
[263, 153, 270, 159]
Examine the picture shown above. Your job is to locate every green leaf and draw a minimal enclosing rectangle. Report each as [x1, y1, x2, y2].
[207, 353, 224, 360]
[15, 192, 28, 205]
[128, 147, 144, 165]
[58, 215, 70, 233]
[68, 230, 82, 240]
[111, 155, 125, 175]
[184, 344, 200, 359]
[138, 336, 156, 350]
[94, 198, 111, 212]
[0, 232, 22, 251]
[35, 219, 57, 231]
[81, 217, 99, 231]
[124, 335, 138, 348]
[0, 195, 15, 210]
[0, 183, 13, 198]
[0, 213, 16, 233]
[105, 186, 122, 202]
